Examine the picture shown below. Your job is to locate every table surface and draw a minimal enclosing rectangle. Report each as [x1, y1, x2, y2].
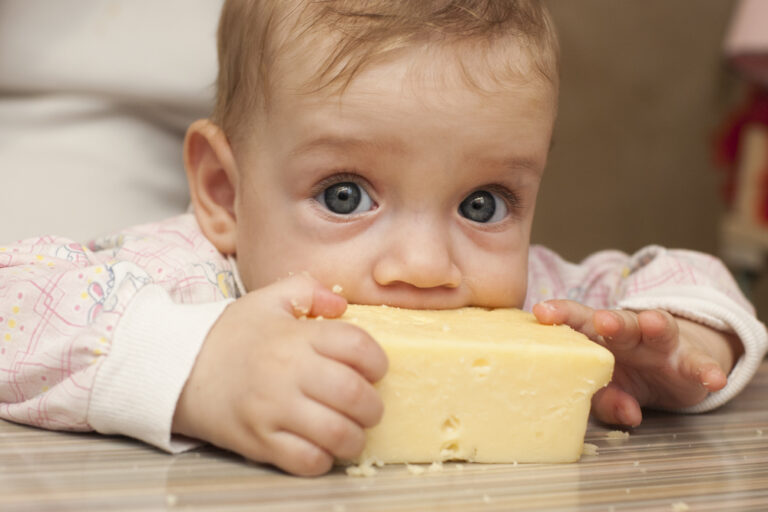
[2, 361, 767, 512]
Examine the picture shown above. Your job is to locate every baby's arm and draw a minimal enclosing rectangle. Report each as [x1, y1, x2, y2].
[173, 275, 387, 476]
[1, 217, 387, 476]
[0, 216, 231, 450]
[526, 245, 768, 424]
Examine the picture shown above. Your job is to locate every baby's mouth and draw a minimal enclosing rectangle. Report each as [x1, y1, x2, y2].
[348, 283, 467, 310]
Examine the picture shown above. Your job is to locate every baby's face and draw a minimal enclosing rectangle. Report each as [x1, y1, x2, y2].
[233, 46, 556, 309]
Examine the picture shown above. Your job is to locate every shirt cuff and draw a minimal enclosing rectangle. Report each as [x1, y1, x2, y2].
[87, 284, 233, 452]
[617, 285, 768, 412]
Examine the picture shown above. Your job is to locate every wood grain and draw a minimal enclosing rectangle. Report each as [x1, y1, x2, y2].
[2, 361, 767, 511]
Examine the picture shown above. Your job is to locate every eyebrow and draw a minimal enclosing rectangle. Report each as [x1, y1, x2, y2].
[501, 156, 541, 172]
[474, 155, 544, 178]
[290, 135, 407, 158]
[291, 134, 544, 174]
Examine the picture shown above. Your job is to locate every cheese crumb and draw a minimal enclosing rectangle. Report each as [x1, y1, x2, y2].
[165, 494, 178, 507]
[332, 284, 343, 294]
[346, 460, 378, 477]
[482, 494, 492, 504]
[671, 502, 690, 511]
[289, 299, 309, 316]
[582, 443, 599, 456]
[428, 461, 444, 473]
[406, 463, 426, 475]
[332, 505, 347, 512]
[606, 430, 630, 440]
[757, 429, 763, 436]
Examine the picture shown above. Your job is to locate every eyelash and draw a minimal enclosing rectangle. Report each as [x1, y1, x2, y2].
[311, 173, 522, 217]
[481, 184, 522, 213]
[312, 171, 372, 197]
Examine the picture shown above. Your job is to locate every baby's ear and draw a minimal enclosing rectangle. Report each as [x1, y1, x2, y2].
[184, 119, 238, 255]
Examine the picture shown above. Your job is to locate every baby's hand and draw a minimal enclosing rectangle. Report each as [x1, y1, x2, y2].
[533, 300, 741, 427]
[172, 275, 388, 476]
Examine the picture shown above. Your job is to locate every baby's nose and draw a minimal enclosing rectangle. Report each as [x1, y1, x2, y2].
[372, 220, 461, 290]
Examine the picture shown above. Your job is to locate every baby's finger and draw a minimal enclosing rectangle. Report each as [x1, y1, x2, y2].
[262, 430, 335, 477]
[593, 309, 642, 353]
[300, 356, 384, 428]
[284, 398, 367, 462]
[700, 365, 728, 392]
[311, 322, 389, 384]
[532, 300, 600, 340]
[681, 351, 728, 393]
[258, 274, 348, 319]
[590, 384, 642, 427]
[636, 309, 679, 354]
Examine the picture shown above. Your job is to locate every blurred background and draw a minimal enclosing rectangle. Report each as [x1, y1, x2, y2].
[537, 0, 734, 255]
[536, 0, 768, 321]
[1, 0, 767, 321]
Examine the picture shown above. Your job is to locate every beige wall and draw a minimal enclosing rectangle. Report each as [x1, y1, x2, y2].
[536, 0, 736, 256]
[534, 1, 768, 318]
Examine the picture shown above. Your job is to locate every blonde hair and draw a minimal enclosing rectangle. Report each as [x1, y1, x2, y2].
[213, 0, 559, 141]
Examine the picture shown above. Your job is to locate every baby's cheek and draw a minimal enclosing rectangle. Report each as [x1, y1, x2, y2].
[463, 234, 529, 308]
[471, 270, 527, 308]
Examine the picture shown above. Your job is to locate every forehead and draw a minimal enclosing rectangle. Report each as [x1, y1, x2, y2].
[275, 28, 556, 100]
[262, 41, 556, 153]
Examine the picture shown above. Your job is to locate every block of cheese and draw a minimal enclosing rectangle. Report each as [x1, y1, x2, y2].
[339, 305, 614, 464]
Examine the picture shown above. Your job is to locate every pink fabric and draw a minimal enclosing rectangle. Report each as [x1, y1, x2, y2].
[524, 245, 755, 313]
[0, 215, 234, 430]
[725, 0, 768, 56]
[724, 0, 768, 84]
[0, 213, 762, 438]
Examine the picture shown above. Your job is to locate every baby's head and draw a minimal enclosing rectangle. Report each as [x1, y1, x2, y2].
[185, 0, 559, 309]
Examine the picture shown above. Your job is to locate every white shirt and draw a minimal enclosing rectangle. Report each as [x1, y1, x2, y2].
[0, 0, 223, 241]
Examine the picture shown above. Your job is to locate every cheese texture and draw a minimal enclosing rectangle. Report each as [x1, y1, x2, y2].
[339, 305, 614, 464]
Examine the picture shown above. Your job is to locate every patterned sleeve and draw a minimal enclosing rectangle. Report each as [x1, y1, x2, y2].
[525, 244, 768, 412]
[0, 214, 236, 451]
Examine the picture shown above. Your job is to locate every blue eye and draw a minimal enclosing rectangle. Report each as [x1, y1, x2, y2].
[316, 182, 374, 215]
[458, 190, 509, 223]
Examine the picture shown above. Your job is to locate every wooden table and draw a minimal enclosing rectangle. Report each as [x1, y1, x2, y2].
[2, 361, 767, 512]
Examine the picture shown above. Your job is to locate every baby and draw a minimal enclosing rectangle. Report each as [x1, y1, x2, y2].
[1, 0, 766, 477]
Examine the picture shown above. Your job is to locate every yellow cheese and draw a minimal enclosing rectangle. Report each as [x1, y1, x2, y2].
[340, 305, 614, 464]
